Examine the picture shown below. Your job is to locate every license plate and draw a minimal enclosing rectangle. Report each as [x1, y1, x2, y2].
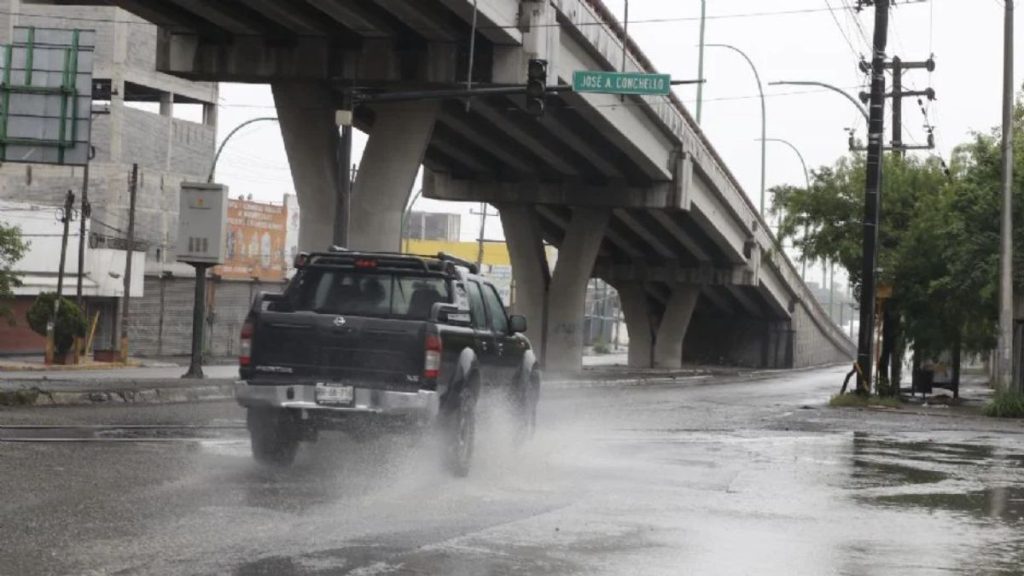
[315, 383, 354, 405]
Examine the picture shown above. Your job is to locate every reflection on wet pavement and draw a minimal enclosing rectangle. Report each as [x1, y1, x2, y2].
[854, 433, 1024, 524]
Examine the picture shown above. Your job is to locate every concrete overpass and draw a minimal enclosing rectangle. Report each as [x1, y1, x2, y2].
[34, 0, 854, 372]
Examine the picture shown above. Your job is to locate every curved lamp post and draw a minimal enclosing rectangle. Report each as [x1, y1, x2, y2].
[758, 137, 811, 279]
[768, 80, 869, 124]
[707, 44, 766, 216]
[207, 116, 279, 183]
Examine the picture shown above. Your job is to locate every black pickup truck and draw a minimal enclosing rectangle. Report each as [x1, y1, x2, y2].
[234, 250, 540, 476]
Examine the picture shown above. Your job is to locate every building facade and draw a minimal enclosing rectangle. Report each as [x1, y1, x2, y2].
[0, 1, 218, 356]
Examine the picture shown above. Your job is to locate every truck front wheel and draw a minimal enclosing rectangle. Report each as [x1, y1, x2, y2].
[247, 408, 299, 466]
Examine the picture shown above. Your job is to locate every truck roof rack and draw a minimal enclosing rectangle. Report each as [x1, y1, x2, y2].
[437, 252, 479, 274]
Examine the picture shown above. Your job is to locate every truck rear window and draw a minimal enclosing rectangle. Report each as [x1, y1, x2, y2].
[286, 269, 450, 319]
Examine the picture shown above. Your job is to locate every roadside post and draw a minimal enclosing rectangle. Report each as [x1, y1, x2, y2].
[177, 183, 229, 379]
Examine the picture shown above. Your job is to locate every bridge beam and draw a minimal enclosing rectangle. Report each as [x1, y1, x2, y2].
[499, 204, 608, 374]
[498, 204, 551, 359]
[350, 101, 439, 252]
[653, 286, 700, 369]
[273, 82, 339, 253]
[617, 283, 655, 369]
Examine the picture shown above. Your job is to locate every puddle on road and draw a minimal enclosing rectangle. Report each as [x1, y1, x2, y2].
[852, 433, 1024, 524]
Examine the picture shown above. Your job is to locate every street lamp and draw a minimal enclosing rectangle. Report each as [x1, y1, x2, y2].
[768, 80, 869, 124]
[757, 137, 811, 279]
[207, 117, 279, 183]
[707, 44, 766, 216]
[696, 0, 707, 124]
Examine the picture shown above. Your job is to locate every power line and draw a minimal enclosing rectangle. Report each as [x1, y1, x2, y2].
[824, 0, 864, 60]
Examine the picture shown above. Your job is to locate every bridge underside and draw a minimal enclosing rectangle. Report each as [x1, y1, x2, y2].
[30, 0, 855, 372]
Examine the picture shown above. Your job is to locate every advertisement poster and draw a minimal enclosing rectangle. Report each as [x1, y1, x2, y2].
[216, 199, 288, 281]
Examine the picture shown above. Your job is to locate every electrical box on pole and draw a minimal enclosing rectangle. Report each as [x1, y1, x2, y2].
[177, 183, 229, 266]
[177, 182, 229, 380]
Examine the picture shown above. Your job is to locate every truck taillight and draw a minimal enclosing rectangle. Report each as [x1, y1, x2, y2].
[239, 321, 253, 366]
[424, 333, 442, 379]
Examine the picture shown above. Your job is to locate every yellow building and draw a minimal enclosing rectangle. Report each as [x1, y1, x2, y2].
[402, 239, 511, 267]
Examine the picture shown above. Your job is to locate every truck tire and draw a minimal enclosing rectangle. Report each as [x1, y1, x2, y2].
[444, 386, 476, 477]
[513, 370, 540, 445]
[247, 408, 299, 467]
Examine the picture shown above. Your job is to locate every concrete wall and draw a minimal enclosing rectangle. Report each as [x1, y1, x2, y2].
[790, 299, 855, 367]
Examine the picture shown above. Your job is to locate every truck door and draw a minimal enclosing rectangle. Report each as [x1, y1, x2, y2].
[465, 280, 499, 387]
[480, 282, 524, 386]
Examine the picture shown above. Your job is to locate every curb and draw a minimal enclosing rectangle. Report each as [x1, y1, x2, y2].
[0, 381, 235, 408]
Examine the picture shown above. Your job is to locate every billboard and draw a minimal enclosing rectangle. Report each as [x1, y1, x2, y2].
[0, 27, 95, 166]
[215, 199, 289, 281]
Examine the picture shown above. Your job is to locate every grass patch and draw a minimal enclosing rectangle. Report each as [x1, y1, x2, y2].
[829, 393, 902, 409]
[983, 390, 1024, 418]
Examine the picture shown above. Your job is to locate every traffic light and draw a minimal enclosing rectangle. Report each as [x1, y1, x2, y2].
[526, 58, 547, 117]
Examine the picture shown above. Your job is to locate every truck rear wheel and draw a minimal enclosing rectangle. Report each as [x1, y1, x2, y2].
[247, 408, 299, 466]
[444, 387, 476, 477]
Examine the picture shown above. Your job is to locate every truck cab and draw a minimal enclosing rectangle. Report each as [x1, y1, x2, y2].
[235, 250, 540, 476]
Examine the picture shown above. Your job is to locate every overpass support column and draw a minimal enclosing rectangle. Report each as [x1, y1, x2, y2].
[546, 208, 610, 373]
[617, 284, 655, 369]
[273, 82, 339, 252]
[653, 285, 700, 369]
[350, 102, 439, 252]
[499, 204, 551, 358]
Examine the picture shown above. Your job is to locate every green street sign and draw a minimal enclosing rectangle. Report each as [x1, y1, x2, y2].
[572, 71, 671, 96]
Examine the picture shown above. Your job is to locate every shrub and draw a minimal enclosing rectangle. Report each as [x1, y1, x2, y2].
[592, 339, 611, 355]
[984, 390, 1024, 418]
[26, 293, 86, 356]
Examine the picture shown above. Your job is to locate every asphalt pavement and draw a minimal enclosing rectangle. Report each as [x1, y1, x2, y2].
[3, 366, 1024, 575]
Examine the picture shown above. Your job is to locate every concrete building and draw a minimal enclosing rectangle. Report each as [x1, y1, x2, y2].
[0, 1, 218, 356]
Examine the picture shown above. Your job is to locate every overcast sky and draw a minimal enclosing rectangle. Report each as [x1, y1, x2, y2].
[212, 0, 1018, 287]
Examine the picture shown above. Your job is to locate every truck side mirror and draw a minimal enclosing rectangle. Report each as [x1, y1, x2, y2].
[431, 303, 472, 327]
[509, 315, 527, 334]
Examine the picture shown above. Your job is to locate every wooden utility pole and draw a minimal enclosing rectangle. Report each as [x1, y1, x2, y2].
[120, 164, 138, 363]
[76, 162, 90, 305]
[854, 0, 890, 395]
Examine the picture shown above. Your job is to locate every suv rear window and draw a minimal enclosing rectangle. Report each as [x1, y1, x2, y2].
[286, 269, 450, 319]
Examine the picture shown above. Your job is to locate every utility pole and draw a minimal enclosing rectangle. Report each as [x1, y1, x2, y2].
[999, 0, 1016, 391]
[120, 164, 138, 364]
[335, 102, 352, 248]
[472, 203, 495, 270]
[47, 190, 75, 365]
[76, 162, 91, 307]
[855, 0, 889, 395]
[56, 190, 74, 300]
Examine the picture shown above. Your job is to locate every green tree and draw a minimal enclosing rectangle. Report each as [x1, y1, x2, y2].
[0, 222, 27, 323]
[772, 153, 952, 391]
[26, 293, 87, 357]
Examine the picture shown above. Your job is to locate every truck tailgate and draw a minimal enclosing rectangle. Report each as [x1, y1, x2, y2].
[253, 311, 427, 388]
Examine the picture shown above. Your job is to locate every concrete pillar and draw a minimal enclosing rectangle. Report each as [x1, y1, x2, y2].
[349, 102, 439, 252]
[617, 283, 655, 369]
[545, 208, 609, 374]
[653, 285, 700, 369]
[498, 204, 551, 358]
[272, 82, 338, 252]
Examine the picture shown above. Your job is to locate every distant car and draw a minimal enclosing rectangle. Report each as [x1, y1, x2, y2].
[234, 249, 541, 476]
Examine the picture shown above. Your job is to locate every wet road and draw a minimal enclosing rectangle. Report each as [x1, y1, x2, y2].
[3, 366, 1024, 575]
